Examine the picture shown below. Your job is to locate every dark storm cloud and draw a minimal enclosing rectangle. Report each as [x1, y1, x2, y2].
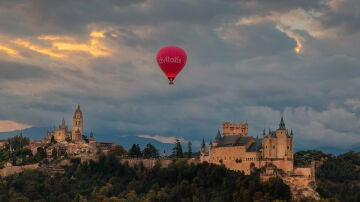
[0, 61, 51, 80]
[221, 0, 327, 12]
[319, 0, 360, 34]
[0, 0, 146, 36]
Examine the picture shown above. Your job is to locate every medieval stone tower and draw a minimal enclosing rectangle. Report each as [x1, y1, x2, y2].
[72, 104, 83, 141]
[262, 117, 293, 160]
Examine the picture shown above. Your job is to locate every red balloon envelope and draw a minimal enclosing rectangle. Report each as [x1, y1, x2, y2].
[156, 46, 187, 85]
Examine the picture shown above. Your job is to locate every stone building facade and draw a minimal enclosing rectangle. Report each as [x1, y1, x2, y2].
[46, 105, 84, 142]
[200, 117, 294, 175]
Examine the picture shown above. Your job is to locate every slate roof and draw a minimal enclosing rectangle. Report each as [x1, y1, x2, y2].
[216, 135, 252, 147]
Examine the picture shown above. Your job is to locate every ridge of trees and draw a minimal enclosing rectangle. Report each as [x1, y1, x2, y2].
[0, 154, 292, 201]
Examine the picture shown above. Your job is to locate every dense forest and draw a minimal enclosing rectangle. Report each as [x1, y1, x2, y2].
[0, 154, 292, 201]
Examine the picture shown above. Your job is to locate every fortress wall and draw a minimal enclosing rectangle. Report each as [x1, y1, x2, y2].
[0, 164, 39, 177]
[209, 146, 246, 164]
[294, 167, 312, 177]
[222, 122, 248, 136]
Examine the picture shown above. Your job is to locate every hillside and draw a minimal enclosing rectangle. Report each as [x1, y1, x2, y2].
[0, 155, 292, 201]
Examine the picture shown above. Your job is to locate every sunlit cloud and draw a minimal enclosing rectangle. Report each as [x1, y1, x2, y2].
[0, 120, 31, 132]
[276, 25, 304, 54]
[234, 7, 343, 54]
[0, 45, 19, 56]
[52, 30, 110, 57]
[236, 15, 268, 26]
[10, 29, 110, 60]
[12, 39, 66, 58]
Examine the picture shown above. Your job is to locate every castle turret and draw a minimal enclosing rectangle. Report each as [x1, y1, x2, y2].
[276, 116, 288, 159]
[279, 116, 286, 130]
[201, 138, 206, 154]
[72, 105, 83, 141]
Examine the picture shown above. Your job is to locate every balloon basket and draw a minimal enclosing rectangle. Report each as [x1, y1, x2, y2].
[168, 77, 174, 85]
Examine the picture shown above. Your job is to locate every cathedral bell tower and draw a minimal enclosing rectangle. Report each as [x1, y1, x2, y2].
[72, 105, 83, 141]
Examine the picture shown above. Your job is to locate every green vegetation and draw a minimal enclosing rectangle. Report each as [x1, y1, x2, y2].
[4, 134, 30, 152]
[316, 151, 360, 202]
[0, 154, 292, 201]
[172, 139, 184, 158]
[294, 150, 332, 167]
[293, 150, 360, 201]
[128, 144, 142, 158]
[142, 143, 159, 158]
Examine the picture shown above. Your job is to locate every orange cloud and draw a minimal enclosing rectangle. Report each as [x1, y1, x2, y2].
[48, 30, 109, 57]
[0, 45, 19, 56]
[0, 120, 31, 132]
[11, 29, 110, 59]
[276, 25, 304, 54]
[13, 39, 66, 58]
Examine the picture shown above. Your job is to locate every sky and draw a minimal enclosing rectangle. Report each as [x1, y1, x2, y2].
[0, 0, 360, 153]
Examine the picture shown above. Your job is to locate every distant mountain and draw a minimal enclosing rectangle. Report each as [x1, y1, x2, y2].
[113, 135, 176, 155]
[0, 127, 48, 140]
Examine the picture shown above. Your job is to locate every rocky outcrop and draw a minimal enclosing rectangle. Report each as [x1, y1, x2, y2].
[283, 176, 320, 200]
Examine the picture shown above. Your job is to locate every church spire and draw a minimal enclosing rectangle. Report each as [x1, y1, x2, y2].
[278, 116, 286, 130]
[201, 138, 205, 149]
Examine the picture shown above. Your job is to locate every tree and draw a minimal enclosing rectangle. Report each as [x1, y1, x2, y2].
[5, 134, 30, 152]
[172, 139, 183, 158]
[50, 135, 57, 144]
[65, 136, 71, 142]
[142, 143, 159, 158]
[52, 148, 58, 159]
[82, 135, 89, 143]
[128, 144, 141, 158]
[187, 141, 192, 159]
[263, 177, 291, 201]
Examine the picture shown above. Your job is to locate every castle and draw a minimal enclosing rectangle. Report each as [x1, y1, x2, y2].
[46, 105, 84, 142]
[200, 117, 294, 175]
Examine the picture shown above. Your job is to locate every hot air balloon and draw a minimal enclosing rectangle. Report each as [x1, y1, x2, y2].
[156, 46, 187, 85]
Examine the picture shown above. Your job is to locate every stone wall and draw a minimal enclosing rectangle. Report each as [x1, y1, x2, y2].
[0, 163, 39, 177]
[222, 122, 248, 136]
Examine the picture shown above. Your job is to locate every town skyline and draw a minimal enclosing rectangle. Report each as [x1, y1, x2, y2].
[1, 0, 360, 154]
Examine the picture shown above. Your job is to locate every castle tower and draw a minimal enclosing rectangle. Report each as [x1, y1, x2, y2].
[222, 122, 248, 136]
[276, 116, 288, 159]
[262, 117, 294, 160]
[72, 105, 83, 141]
[200, 138, 206, 155]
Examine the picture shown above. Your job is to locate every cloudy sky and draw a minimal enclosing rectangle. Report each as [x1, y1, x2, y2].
[0, 0, 359, 153]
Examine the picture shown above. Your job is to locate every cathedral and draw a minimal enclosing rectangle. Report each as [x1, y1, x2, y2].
[46, 105, 83, 142]
[200, 117, 294, 175]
